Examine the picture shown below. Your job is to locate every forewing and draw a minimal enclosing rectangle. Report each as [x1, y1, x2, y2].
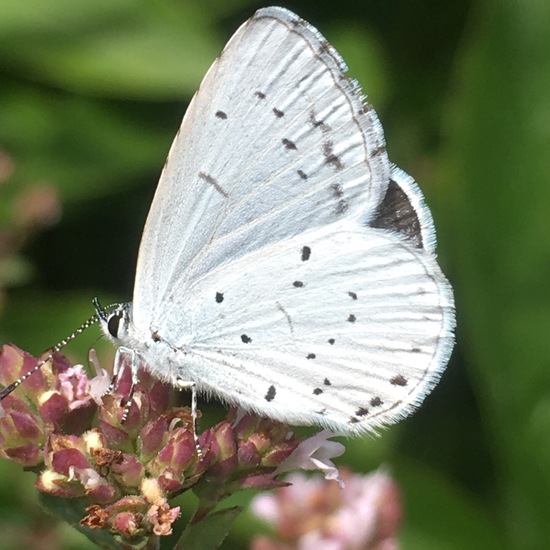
[132, 7, 389, 329]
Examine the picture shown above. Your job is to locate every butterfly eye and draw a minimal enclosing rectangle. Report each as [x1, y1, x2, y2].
[107, 312, 121, 338]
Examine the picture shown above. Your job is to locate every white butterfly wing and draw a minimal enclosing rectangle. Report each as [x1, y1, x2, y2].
[126, 6, 455, 434]
[165, 223, 454, 434]
[133, 7, 389, 329]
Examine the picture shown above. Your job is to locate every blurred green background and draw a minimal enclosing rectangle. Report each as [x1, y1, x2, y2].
[1, 0, 549, 548]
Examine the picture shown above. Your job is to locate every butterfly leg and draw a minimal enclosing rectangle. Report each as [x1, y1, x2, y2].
[106, 346, 137, 423]
[176, 380, 202, 459]
[120, 348, 140, 423]
[108, 346, 126, 393]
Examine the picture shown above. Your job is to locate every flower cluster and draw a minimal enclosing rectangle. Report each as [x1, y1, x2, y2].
[0, 344, 97, 466]
[0, 344, 346, 547]
[251, 469, 402, 550]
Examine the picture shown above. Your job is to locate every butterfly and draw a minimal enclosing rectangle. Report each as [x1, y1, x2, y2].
[3, 7, 455, 435]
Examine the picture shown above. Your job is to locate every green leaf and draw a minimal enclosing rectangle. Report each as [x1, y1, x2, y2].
[439, 0, 550, 547]
[1, 291, 116, 358]
[0, 0, 222, 99]
[395, 460, 505, 549]
[0, 85, 172, 206]
[173, 507, 242, 550]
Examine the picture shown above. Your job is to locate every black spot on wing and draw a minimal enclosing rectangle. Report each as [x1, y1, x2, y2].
[370, 397, 383, 407]
[215, 111, 227, 119]
[309, 111, 330, 132]
[355, 407, 369, 416]
[273, 108, 284, 118]
[324, 378, 331, 386]
[313, 388, 323, 395]
[282, 138, 297, 150]
[241, 334, 252, 344]
[306, 353, 316, 359]
[323, 142, 343, 170]
[335, 200, 348, 214]
[347, 314, 356, 323]
[265, 385, 276, 402]
[371, 145, 387, 158]
[348, 292, 358, 300]
[328, 338, 335, 345]
[215, 292, 224, 303]
[358, 103, 375, 115]
[297, 170, 308, 180]
[293, 280, 304, 288]
[255, 91, 266, 99]
[331, 183, 343, 198]
[330, 183, 348, 214]
[318, 40, 331, 55]
[301, 246, 311, 261]
[390, 374, 408, 386]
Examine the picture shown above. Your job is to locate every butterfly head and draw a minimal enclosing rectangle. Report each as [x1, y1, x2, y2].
[93, 297, 132, 346]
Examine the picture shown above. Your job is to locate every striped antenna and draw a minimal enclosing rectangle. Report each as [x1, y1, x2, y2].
[0, 299, 119, 400]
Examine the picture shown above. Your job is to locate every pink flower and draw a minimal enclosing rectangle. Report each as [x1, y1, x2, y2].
[86, 349, 111, 405]
[276, 430, 346, 487]
[251, 469, 402, 550]
[58, 365, 94, 410]
[146, 498, 181, 536]
[80, 490, 181, 541]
